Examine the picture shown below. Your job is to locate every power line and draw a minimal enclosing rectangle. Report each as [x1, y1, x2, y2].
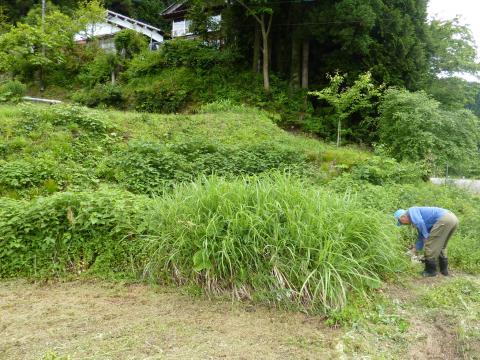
[229, 17, 422, 29]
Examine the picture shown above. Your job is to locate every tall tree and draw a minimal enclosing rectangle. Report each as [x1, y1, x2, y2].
[0, 0, 104, 86]
[1, 0, 83, 23]
[104, 0, 133, 16]
[369, 0, 430, 90]
[378, 88, 480, 173]
[427, 78, 480, 110]
[301, 38, 309, 89]
[233, 0, 274, 92]
[426, 17, 480, 77]
[131, 0, 170, 29]
[286, 1, 313, 90]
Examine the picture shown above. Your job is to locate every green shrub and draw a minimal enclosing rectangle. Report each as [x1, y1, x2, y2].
[142, 174, 407, 313]
[378, 88, 480, 173]
[0, 136, 29, 157]
[114, 29, 148, 59]
[105, 140, 307, 194]
[20, 104, 114, 135]
[71, 84, 124, 108]
[0, 189, 148, 278]
[131, 74, 191, 113]
[350, 156, 426, 185]
[0, 158, 58, 190]
[0, 80, 26, 102]
[161, 39, 241, 70]
[77, 52, 117, 88]
[123, 50, 166, 80]
[196, 100, 250, 114]
[106, 141, 190, 194]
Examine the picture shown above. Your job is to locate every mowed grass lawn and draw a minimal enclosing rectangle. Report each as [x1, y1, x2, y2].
[1, 275, 479, 360]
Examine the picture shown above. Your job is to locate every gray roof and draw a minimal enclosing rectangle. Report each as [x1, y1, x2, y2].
[161, 2, 187, 18]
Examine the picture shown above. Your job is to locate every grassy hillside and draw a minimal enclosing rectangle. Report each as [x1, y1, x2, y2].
[1, 102, 479, 318]
[0, 102, 373, 198]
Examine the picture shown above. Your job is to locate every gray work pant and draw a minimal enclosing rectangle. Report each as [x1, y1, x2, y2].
[424, 212, 459, 260]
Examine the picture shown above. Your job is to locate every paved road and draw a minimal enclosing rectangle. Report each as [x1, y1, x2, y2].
[430, 177, 480, 193]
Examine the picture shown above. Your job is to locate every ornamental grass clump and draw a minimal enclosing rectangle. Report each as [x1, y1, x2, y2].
[142, 173, 406, 313]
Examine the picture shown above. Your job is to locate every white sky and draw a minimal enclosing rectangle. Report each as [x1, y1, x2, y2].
[428, 0, 480, 81]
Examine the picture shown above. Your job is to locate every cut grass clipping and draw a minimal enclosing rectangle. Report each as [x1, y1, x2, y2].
[0, 174, 407, 313]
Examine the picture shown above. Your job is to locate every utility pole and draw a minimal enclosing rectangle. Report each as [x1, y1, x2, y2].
[40, 0, 46, 91]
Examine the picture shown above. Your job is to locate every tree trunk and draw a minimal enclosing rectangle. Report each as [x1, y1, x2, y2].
[39, 68, 45, 92]
[252, 24, 260, 73]
[111, 70, 116, 85]
[260, 13, 273, 93]
[235, 1, 272, 92]
[337, 119, 341, 147]
[273, 27, 283, 75]
[298, 40, 310, 122]
[262, 32, 270, 92]
[301, 39, 309, 89]
[290, 36, 301, 89]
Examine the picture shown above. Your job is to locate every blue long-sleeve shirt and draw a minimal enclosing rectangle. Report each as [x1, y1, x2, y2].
[407, 207, 448, 251]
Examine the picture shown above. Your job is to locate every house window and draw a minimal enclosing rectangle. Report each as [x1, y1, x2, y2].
[172, 19, 192, 37]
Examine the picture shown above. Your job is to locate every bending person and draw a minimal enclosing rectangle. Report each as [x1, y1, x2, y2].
[394, 207, 458, 277]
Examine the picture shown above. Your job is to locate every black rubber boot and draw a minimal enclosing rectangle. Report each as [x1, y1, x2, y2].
[422, 259, 437, 277]
[439, 256, 449, 276]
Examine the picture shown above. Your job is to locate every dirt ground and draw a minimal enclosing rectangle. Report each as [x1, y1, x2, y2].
[1, 276, 478, 360]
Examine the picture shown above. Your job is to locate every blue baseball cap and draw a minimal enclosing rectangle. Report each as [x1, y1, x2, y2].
[393, 209, 407, 226]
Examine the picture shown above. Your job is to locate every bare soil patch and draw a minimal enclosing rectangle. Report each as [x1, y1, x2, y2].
[387, 274, 477, 360]
[407, 315, 460, 360]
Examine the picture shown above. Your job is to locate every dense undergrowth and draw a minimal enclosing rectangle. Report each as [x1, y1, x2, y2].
[1, 103, 479, 315]
[71, 40, 302, 120]
[0, 175, 407, 314]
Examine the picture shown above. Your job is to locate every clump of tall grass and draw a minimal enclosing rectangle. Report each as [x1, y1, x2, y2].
[142, 173, 407, 313]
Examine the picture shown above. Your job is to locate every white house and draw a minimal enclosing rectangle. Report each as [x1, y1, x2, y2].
[75, 10, 165, 51]
[161, 1, 222, 39]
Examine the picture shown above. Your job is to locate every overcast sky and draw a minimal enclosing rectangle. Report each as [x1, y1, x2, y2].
[428, 0, 480, 81]
[428, 0, 480, 45]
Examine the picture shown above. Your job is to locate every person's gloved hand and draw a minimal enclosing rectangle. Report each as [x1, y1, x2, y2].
[405, 248, 424, 264]
[412, 254, 425, 264]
